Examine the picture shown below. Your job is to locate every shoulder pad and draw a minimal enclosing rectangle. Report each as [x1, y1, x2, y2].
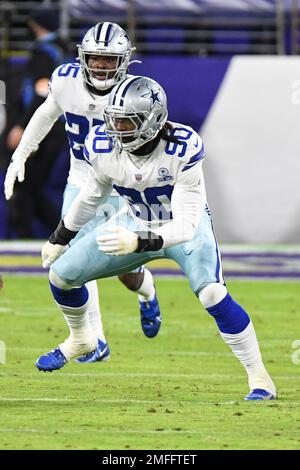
[48, 62, 81, 95]
[164, 124, 204, 166]
[83, 124, 113, 166]
[181, 131, 205, 172]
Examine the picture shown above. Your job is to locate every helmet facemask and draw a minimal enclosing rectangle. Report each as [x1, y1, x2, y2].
[78, 22, 134, 91]
[104, 76, 168, 153]
[104, 107, 162, 153]
[78, 49, 131, 91]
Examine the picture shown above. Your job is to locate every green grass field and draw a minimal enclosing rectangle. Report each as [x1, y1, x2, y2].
[0, 275, 299, 450]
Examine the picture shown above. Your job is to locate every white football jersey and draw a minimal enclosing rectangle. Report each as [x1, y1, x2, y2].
[49, 61, 133, 188]
[83, 121, 206, 232]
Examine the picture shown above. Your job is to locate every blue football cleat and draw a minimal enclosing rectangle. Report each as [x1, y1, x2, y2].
[139, 293, 162, 338]
[75, 339, 110, 363]
[244, 388, 276, 401]
[35, 347, 68, 372]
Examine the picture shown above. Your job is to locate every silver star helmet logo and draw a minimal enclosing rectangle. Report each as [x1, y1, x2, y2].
[141, 84, 162, 109]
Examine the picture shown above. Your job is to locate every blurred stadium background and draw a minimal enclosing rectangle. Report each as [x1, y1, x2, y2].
[0, 0, 300, 277]
[1, 0, 300, 452]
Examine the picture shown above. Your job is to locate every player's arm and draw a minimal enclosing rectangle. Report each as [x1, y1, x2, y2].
[42, 170, 112, 268]
[4, 92, 63, 199]
[42, 159, 112, 268]
[64, 169, 112, 232]
[63, 125, 115, 232]
[63, 127, 113, 232]
[154, 162, 206, 248]
[97, 147, 205, 255]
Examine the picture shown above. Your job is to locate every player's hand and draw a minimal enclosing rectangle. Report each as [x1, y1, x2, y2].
[4, 155, 26, 200]
[96, 226, 138, 256]
[41, 241, 67, 268]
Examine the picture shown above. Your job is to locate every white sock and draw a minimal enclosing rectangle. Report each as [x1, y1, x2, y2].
[136, 268, 156, 302]
[86, 280, 106, 343]
[220, 322, 276, 396]
[56, 300, 98, 361]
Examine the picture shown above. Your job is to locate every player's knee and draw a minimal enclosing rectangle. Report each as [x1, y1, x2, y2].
[118, 272, 144, 291]
[49, 269, 73, 290]
[198, 283, 227, 309]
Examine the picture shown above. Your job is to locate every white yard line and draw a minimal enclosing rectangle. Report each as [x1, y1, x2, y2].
[0, 397, 299, 408]
[0, 427, 284, 436]
[0, 370, 299, 381]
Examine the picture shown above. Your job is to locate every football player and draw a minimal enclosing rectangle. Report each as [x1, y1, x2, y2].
[37, 76, 276, 400]
[4, 23, 162, 363]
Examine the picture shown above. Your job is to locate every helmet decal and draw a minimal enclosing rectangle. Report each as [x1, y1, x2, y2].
[141, 84, 163, 108]
[112, 76, 142, 106]
[77, 22, 134, 91]
[104, 76, 168, 153]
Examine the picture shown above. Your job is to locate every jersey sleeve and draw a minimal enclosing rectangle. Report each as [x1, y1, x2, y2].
[48, 64, 64, 99]
[179, 130, 205, 172]
[155, 162, 206, 248]
[48, 62, 80, 101]
[64, 167, 113, 232]
[154, 131, 206, 248]
[83, 124, 114, 186]
[162, 124, 205, 172]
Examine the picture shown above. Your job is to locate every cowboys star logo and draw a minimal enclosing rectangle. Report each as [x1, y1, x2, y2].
[141, 84, 162, 109]
[157, 167, 173, 182]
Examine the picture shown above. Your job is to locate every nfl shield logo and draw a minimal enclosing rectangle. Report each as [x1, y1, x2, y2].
[89, 104, 96, 110]
[135, 173, 142, 182]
